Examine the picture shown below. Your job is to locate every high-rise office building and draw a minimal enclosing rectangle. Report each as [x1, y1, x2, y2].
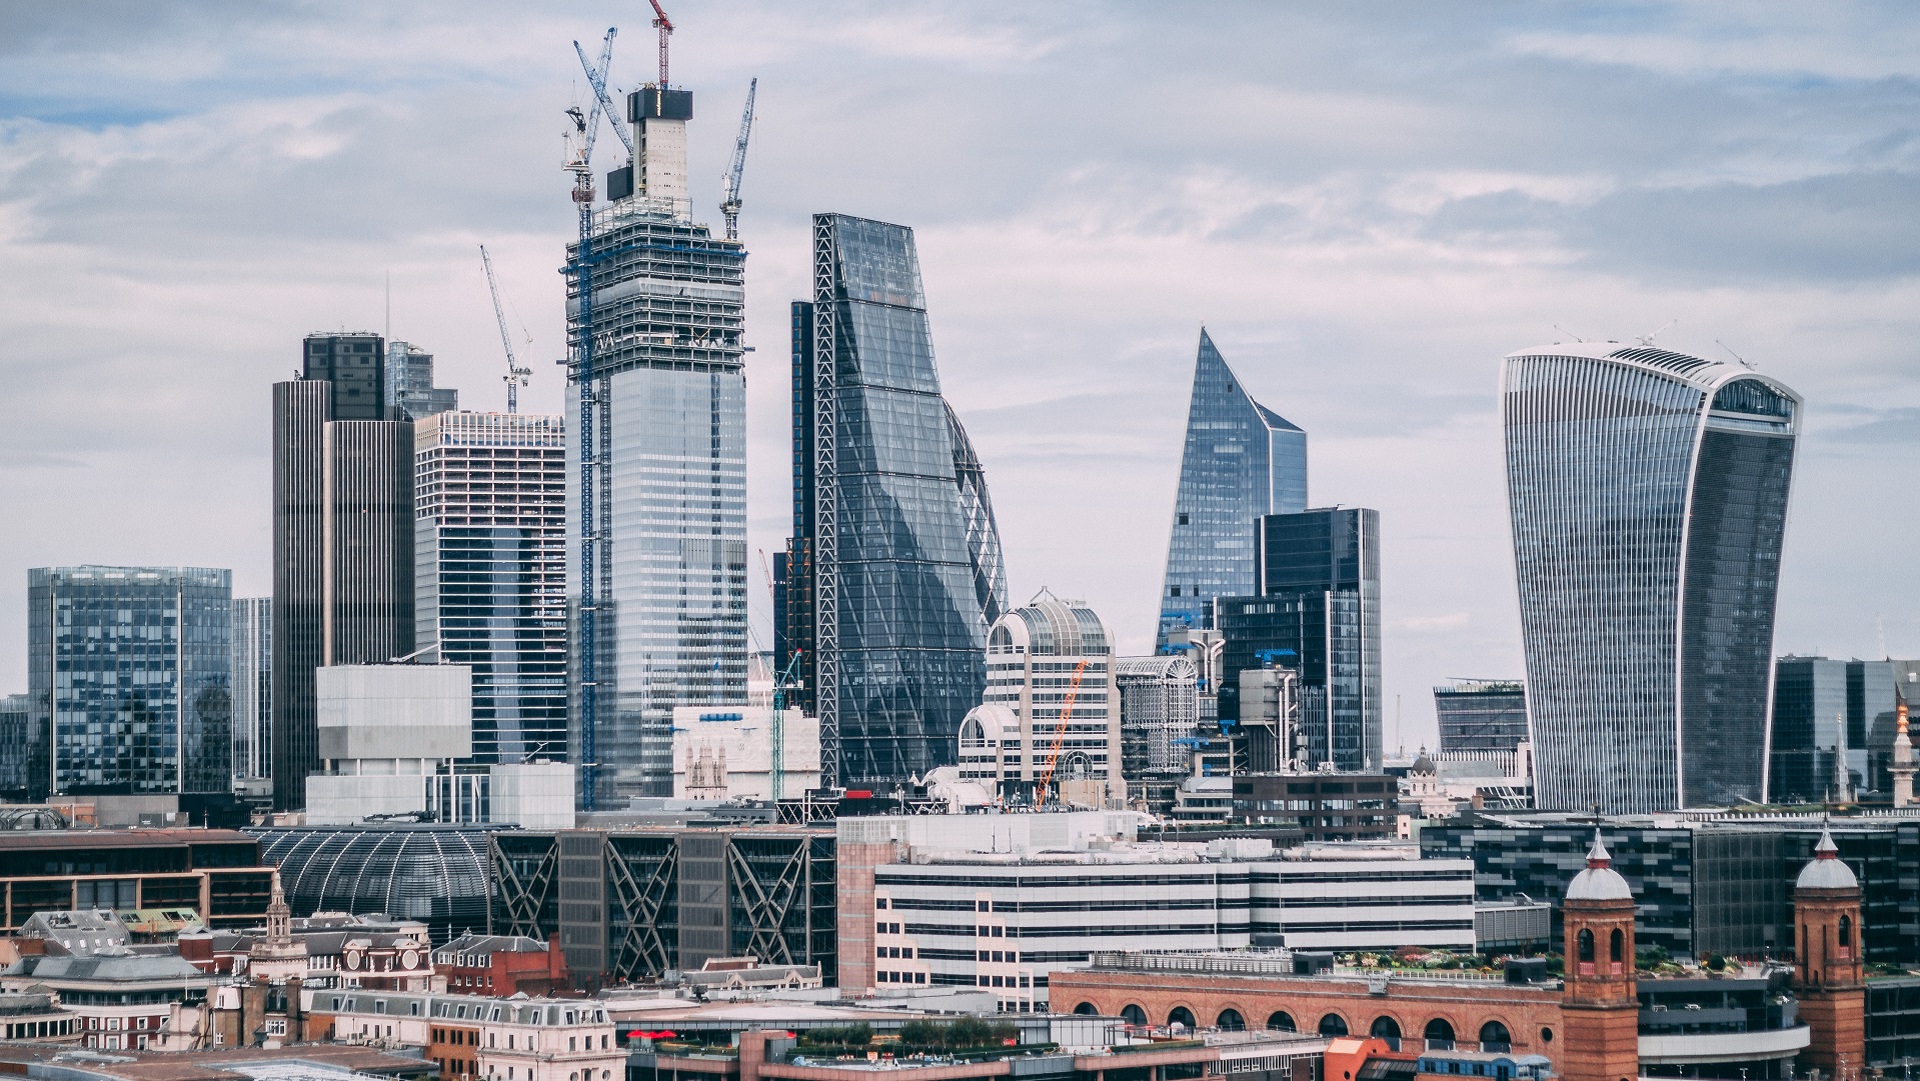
[1155, 330, 1307, 651]
[784, 213, 1008, 787]
[387, 341, 459, 420]
[0, 694, 33, 800]
[231, 597, 271, 780]
[1502, 343, 1800, 812]
[272, 332, 418, 811]
[1216, 507, 1382, 771]
[1770, 656, 1911, 802]
[415, 411, 568, 765]
[565, 82, 748, 805]
[1434, 679, 1529, 754]
[28, 566, 231, 796]
[964, 594, 1123, 805]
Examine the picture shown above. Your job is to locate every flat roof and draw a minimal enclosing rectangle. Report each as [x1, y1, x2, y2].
[0, 829, 258, 851]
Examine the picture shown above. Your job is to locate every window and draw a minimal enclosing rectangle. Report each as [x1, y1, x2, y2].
[1479, 1021, 1511, 1048]
[1609, 928, 1623, 964]
[1577, 928, 1595, 963]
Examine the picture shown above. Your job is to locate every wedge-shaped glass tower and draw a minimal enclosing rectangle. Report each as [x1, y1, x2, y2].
[1502, 343, 1799, 812]
[1155, 330, 1307, 650]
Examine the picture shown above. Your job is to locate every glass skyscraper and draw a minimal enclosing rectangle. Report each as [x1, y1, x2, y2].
[1155, 330, 1307, 650]
[29, 566, 231, 796]
[1502, 343, 1800, 813]
[1216, 507, 1382, 771]
[784, 213, 1008, 786]
[565, 83, 748, 805]
[1433, 679, 1529, 754]
[415, 410, 567, 765]
[231, 596, 271, 780]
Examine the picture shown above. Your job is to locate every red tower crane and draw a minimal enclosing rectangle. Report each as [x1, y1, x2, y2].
[1034, 659, 1090, 809]
[648, 0, 674, 87]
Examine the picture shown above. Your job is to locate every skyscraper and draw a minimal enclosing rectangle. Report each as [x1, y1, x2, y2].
[1155, 330, 1307, 650]
[415, 410, 568, 765]
[272, 332, 417, 811]
[29, 566, 231, 796]
[231, 596, 271, 780]
[1502, 343, 1800, 813]
[1433, 679, 1529, 754]
[785, 213, 1009, 787]
[387, 340, 459, 420]
[1215, 506, 1383, 771]
[566, 81, 748, 805]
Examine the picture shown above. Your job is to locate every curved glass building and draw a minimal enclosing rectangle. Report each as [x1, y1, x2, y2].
[1501, 343, 1800, 812]
[1155, 330, 1307, 650]
[783, 214, 1006, 787]
[250, 824, 492, 944]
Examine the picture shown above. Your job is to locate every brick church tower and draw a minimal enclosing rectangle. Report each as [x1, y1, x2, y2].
[1795, 827, 1865, 1081]
[1559, 833, 1640, 1081]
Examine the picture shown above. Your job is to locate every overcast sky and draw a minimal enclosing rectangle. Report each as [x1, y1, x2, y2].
[3, 2, 1918, 748]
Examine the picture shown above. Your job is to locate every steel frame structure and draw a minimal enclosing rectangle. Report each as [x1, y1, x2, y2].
[810, 216, 840, 788]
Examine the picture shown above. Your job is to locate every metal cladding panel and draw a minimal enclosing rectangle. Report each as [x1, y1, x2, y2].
[606, 165, 634, 203]
[628, 87, 693, 121]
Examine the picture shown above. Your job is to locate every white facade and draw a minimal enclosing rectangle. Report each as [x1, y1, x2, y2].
[316, 991, 621, 1081]
[970, 595, 1125, 807]
[870, 840, 1475, 1012]
[670, 706, 820, 801]
[317, 664, 473, 761]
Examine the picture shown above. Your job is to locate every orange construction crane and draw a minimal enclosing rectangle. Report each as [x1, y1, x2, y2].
[1034, 659, 1090, 808]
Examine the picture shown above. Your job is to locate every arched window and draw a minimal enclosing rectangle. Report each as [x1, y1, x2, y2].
[1479, 1021, 1511, 1049]
[1072, 1003, 1099, 1016]
[1609, 928, 1624, 963]
[1577, 928, 1595, 962]
[1169, 1006, 1196, 1029]
[1370, 1017, 1401, 1045]
[1839, 915, 1854, 950]
[1318, 1014, 1349, 1037]
[1120, 1004, 1148, 1026]
[1423, 1018, 1455, 1048]
[1267, 1012, 1296, 1032]
[1218, 1009, 1245, 1031]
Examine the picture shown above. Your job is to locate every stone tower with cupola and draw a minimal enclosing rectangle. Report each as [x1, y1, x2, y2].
[1558, 833, 1640, 1081]
[1794, 828, 1865, 1080]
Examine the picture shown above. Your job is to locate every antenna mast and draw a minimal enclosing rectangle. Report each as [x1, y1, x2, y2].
[479, 245, 532, 413]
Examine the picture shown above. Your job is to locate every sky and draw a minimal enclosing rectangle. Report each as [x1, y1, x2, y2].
[2, 1, 1918, 750]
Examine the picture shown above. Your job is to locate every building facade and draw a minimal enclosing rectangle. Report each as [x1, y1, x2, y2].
[231, 597, 271, 782]
[783, 213, 1005, 787]
[968, 595, 1123, 806]
[28, 566, 231, 796]
[1501, 344, 1800, 813]
[565, 85, 749, 806]
[415, 411, 567, 766]
[1771, 657, 1853, 804]
[0, 828, 273, 933]
[1156, 330, 1308, 651]
[273, 333, 422, 811]
[1117, 655, 1201, 813]
[1229, 773, 1401, 842]
[388, 341, 459, 420]
[1435, 680, 1528, 754]
[489, 826, 837, 990]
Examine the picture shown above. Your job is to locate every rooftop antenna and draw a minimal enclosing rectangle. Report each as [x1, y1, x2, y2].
[1636, 319, 1677, 347]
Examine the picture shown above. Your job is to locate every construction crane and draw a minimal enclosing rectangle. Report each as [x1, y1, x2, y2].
[648, 0, 674, 87]
[478, 245, 532, 413]
[719, 79, 757, 241]
[1034, 659, 1090, 809]
[563, 26, 620, 811]
[575, 36, 634, 162]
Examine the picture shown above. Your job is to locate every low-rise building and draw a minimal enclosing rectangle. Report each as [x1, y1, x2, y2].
[1229, 773, 1400, 842]
[0, 828, 274, 934]
[433, 934, 569, 998]
[0, 989, 79, 1043]
[1, 949, 215, 1050]
[309, 991, 622, 1081]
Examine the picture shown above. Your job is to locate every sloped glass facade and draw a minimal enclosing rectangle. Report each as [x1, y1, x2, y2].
[1155, 330, 1307, 650]
[250, 824, 490, 945]
[29, 566, 231, 796]
[1502, 345, 1798, 813]
[790, 214, 1001, 785]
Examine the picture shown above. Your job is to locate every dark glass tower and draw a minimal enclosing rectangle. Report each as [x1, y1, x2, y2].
[1434, 679, 1529, 754]
[785, 213, 1008, 786]
[1216, 507, 1382, 771]
[1502, 344, 1799, 812]
[29, 566, 231, 796]
[1155, 330, 1307, 650]
[272, 333, 416, 811]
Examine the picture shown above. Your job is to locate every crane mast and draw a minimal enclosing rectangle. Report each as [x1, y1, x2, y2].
[648, 0, 674, 87]
[575, 37, 634, 162]
[478, 245, 532, 414]
[1034, 659, 1091, 808]
[563, 26, 620, 811]
[720, 79, 757, 242]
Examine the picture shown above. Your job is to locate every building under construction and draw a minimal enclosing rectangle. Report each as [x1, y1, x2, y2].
[564, 21, 751, 806]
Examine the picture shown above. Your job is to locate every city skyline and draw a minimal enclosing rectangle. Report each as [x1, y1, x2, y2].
[2, 4, 1918, 750]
